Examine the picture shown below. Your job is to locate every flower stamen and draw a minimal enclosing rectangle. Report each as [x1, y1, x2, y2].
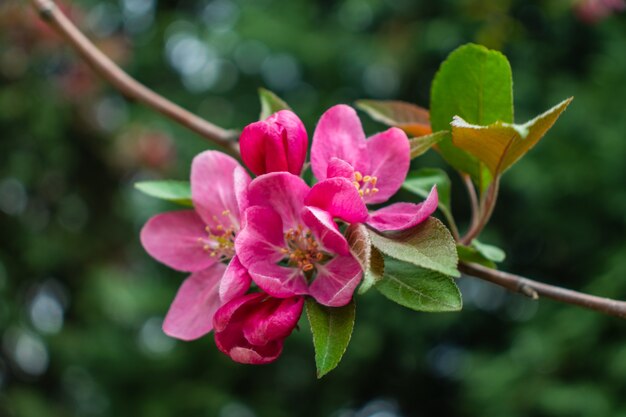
[353, 171, 379, 198]
[282, 226, 326, 272]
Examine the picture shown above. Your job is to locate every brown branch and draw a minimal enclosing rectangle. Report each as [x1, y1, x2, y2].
[30, 0, 240, 155]
[460, 262, 626, 319]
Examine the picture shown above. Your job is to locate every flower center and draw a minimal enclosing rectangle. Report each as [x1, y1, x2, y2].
[280, 225, 326, 272]
[353, 171, 379, 198]
[197, 210, 236, 261]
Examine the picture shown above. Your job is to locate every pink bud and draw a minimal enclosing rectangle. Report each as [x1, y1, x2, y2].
[213, 292, 304, 364]
[239, 110, 308, 176]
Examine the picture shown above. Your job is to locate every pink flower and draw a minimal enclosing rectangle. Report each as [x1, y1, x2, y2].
[214, 292, 304, 364]
[235, 172, 367, 307]
[140, 151, 253, 341]
[239, 110, 308, 176]
[575, 0, 625, 23]
[310, 104, 438, 232]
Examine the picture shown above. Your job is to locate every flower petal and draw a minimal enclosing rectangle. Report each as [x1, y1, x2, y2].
[301, 206, 350, 256]
[364, 127, 410, 204]
[191, 151, 243, 229]
[235, 206, 285, 270]
[326, 157, 355, 179]
[367, 186, 438, 232]
[309, 255, 362, 307]
[213, 293, 285, 364]
[243, 296, 304, 346]
[248, 262, 309, 298]
[272, 110, 308, 175]
[305, 177, 368, 224]
[162, 263, 227, 341]
[239, 110, 308, 176]
[219, 256, 252, 303]
[140, 210, 215, 272]
[234, 165, 252, 216]
[311, 104, 369, 181]
[247, 172, 310, 230]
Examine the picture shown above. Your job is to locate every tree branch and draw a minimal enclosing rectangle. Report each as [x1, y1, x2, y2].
[30, 0, 240, 155]
[460, 262, 626, 319]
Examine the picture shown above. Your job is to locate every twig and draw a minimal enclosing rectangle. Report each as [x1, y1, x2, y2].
[460, 262, 626, 319]
[461, 177, 500, 244]
[30, 0, 240, 155]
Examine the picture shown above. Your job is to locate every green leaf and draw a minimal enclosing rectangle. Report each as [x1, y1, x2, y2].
[451, 98, 573, 177]
[472, 239, 506, 263]
[355, 99, 432, 137]
[409, 131, 447, 159]
[134, 180, 192, 206]
[306, 299, 356, 378]
[456, 244, 497, 269]
[368, 217, 460, 278]
[375, 257, 462, 312]
[259, 88, 291, 120]
[358, 246, 385, 295]
[402, 168, 452, 222]
[430, 43, 513, 190]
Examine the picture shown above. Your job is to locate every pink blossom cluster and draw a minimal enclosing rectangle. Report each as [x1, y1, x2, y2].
[140, 105, 438, 364]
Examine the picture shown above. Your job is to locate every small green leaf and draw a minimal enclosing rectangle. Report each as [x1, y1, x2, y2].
[430, 43, 513, 190]
[355, 99, 432, 137]
[451, 98, 573, 177]
[409, 131, 447, 159]
[259, 88, 291, 120]
[471, 239, 506, 263]
[306, 299, 356, 378]
[402, 168, 452, 221]
[134, 180, 192, 206]
[375, 257, 462, 312]
[456, 244, 497, 269]
[358, 246, 385, 295]
[368, 217, 460, 278]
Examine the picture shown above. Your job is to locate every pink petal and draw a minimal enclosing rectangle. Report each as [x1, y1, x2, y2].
[213, 292, 289, 364]
[191, 151, 243, 229]
[234, 166, 252, 216]
[248, 262, 309, 298]
[367, 186, 439, 232]
[219, 256, 252, 303]
[272, 110, 308, 175]
[247, 172, 310, 230]
[305, 177, 368, 224]
[140, 210, 216, 272]
[301, 206, 350, 256]
[327, 157, 355, 179]
[364, 127, 410, 204]
[235, 206, 285, 270]
[239, 110, 308, 176]
[242, 296, 304, 346]
[162, 263, 227, 341]
[311, 105, 369, 181]
[309, 255, 362, 307]
[227, 344, 283, 365]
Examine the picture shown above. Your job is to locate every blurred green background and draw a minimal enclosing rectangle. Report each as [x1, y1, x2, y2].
[1, 0, 626, 416]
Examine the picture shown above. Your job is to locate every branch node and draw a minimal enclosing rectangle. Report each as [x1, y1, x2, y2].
[34, 0, 55, 21]
[519, 284, 539, 300]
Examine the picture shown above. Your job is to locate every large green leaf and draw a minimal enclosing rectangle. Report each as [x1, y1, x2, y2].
[368, 217, 460, 278]
[259, 88, 291, 120]
[306, 299, 356, 378]
[402, 168, 452, 223]
[375, 257, 462, 312]
[430, 43, 513, 189]
[451, 98, 573, 176]
[355, 99, 432, 137]
[134, 180, 192, 206]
